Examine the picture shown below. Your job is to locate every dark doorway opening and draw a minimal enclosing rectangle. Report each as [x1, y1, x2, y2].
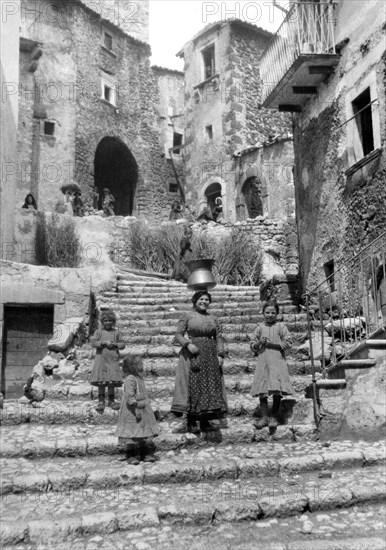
[205, 182, 222, 211]
[242, 177, 263, 219]
[1, 305, 54, 399]
[94, 137, 138, 216]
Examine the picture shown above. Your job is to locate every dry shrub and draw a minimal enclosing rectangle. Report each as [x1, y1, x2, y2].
[129, 219, 183, 273]
[129, 221, 263, 285]
[35, 212, 81, 267]
[192, 227, 263, 286]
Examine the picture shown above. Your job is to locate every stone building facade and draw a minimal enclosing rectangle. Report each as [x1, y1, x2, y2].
[152, 66, 185, 202]
[14, 0, 176, 222]
[178, 20, 293, 222]
[260, 0, 386, 291]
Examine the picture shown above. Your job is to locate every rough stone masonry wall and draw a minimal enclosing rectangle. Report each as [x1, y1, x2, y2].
[70, 4, 176, 222]
[107, 216, 299, 281]
[294, 54, 386, 292]
[229, 23, 292, 151]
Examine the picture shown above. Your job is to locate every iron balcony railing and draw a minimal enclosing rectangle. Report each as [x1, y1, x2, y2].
[260, 2, 337, 104]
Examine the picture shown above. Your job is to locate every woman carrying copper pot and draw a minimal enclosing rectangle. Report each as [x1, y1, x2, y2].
[171, 290, 228, 433]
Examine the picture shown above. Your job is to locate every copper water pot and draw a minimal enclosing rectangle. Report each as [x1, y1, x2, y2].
[185, 258, 216, 291]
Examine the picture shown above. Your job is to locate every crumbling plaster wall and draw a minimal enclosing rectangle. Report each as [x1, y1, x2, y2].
[294, 1, 386, 292]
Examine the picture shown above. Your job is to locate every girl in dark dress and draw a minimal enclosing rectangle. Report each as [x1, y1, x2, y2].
[171, 290, 228, 432]
[90, 310, 125, 412]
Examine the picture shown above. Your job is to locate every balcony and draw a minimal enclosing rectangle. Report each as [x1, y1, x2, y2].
[260, 2, 340, 111]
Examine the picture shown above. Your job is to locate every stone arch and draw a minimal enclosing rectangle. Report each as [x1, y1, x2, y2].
[94, 137, 138, 216]
[236, 164, 268, 221]
[199, 177, 226, 219]
[204, 182, 222, 211]
[242, 176, 263, 219]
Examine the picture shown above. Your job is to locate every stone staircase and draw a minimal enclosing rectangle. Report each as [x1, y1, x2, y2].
[1, 269, 385, 547]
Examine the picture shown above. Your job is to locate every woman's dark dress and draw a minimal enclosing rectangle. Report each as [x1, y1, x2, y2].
[171, 311, 228, 420]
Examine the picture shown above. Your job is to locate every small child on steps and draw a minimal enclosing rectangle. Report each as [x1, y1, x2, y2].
[116, 354, 159, 465]
[250, 301, 296, 429]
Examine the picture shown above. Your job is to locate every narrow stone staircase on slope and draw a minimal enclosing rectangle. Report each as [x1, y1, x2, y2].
[2, 268, 317, 441]
[1, 270, 386, 547]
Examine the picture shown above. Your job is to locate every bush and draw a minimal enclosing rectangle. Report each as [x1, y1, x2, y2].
[35, 212, 81, 267]
[128, 220, 263, 286]
[191, 228, 263, 286]
[129, 219, 183, 274]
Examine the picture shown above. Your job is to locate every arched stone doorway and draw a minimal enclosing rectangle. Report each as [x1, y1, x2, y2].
[242, 177, 263, 219]
[205, 182, 222, 211]
[94, 137, 138, 216]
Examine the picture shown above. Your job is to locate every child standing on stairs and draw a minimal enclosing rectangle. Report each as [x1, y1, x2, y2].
[90, 309, 125, 412]
[116, 354, 159, 465]
[250, 301, 296, 430]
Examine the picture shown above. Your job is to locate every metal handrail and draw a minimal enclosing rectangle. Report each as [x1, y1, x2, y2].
[304, 231, 386, 426]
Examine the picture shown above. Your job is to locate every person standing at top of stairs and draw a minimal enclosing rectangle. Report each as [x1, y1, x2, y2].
[90, 309, 125, 412]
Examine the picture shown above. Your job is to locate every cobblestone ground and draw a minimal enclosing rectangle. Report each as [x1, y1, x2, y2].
[5, 504, 386, 550]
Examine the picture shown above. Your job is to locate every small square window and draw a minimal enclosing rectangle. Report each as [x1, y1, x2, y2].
[104, 32, 113, 51]
[206, 125, 213, 141]
[169, 182, 178, 193]
[101, 72, 117, 106]
[44, 121, 55, 136]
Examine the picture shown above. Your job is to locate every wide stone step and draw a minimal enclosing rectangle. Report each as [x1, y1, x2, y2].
[32, 374, 312, 402]
[116, 329, 308, 347]
[119, 313, 308, 327]
[0, 418, 317, 460]
[102, 292, 262, 304]
[0, 394, 314, 425]
[366, 339, 386, 349]
[1, 463, 385, 546]
[1, 440, 384, 498]
[116, 278, 262, 291]
[96, 302, 300, 316]
[73, 354, 318, 377]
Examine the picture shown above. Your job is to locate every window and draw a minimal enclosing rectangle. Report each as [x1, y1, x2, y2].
[352, 88, 374, 157]
[242, 177, 263, 219]
[323, 259, 335, 292]
[202, 44, 215, 80]
[101, 72, 117, 106]
[43, 121, 55, 136]
[173, 132, 183, 154]
[104, 31, 113, 51]
[169, 182, 178, 193]
[205, 125, 213, 141]
[101, 27, 115, 53]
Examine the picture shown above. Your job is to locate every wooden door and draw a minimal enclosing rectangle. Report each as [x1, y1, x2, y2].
[1, 306, 54, 399]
